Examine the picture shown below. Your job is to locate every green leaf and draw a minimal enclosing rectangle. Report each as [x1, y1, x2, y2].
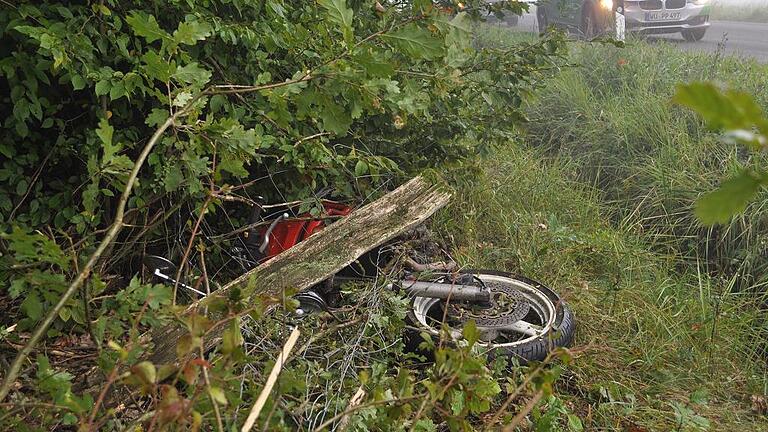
[381, 24, 443, 60]
[695, 170, 766, 225]
[9, 279, 26, 299]
[567, 413, 584, 431]
[320, 101, 352, 135]
[176, 334, 202, 357]
[450, 389, 464, 415]
[131, 361, 157, 384]
[56, 6, 73, 19]
[95, 80, 111, 96]
[462, 320, 480, 347]
[173, 20, 212, 46]
[173, 91, 194, 107]
[82, 181, 100, 214]
[142, 51, 176, 82]
[446, 12, 472, 34]
[96, 118, 113, 146]
[147, 284, 172, 309]
[208, 386, 228, 406]
[221, 318, 244, 354]
[674, 82, 767, 134]
[690, 389, 709, 406]
[146, 108, 169, 128]
[164, 164, 184, 192]
[173, 62, 212, 86]
[354, 160, 368, 176]
[16, 179, 28, 195]
[70, 74, 86, 90]
[217, 158, 249, 179]
[109, 81, 126, 100]
[354, 50, 394, 78]
[126, 12, 170, 44]
[319, 0, 354, 45]
[412, 419, 436, 432]
[21, 292, 43, 321]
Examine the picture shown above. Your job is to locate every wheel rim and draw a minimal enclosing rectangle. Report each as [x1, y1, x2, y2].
[411, 273, 557, 349]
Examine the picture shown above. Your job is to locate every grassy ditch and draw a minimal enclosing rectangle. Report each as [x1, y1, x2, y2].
[426, 26, 768, 429]
[434, 144, 767, 430]
[524, 36, 768, 293]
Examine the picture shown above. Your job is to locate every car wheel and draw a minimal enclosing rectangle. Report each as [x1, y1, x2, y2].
[536, 6, 549, 35]
[682, 28, 706, 42]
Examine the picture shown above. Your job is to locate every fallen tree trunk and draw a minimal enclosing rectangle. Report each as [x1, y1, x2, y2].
[109, 176, 450, 405]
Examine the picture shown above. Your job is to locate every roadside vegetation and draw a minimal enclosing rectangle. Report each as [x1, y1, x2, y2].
[3, 1, 768, 430]
[434, 26, 768, 429]
[711, 0, 768, 23]
[0, 1, 575, 431]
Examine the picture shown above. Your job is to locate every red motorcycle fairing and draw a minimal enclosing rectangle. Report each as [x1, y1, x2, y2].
[260, 201, 352, 259]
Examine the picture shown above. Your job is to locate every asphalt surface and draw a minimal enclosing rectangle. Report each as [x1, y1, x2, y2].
[650, 20, 768, 62]
[508, 9, 768, 62]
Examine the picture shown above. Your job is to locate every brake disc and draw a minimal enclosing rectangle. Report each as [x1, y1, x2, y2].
[449, 280, 530, 328]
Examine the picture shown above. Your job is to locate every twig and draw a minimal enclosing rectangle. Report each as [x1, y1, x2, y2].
[172, 194, 213, 305]
[8, 142, 56, 221]
[286, 317, 363, 364]
[240, 327, 301, 432]
[85, 367, 121, 430]
[501, 390, 544, 432]
[408, 373, 458, 432]
[292, 132, 331, 148]
[207, 76, 311, 95]
[337, 386, 366, 431]
[84, 299, 153, 432]
[200, 345, 224, 432]
[120, 410, 156, 432]
[311, 395, 419, 432]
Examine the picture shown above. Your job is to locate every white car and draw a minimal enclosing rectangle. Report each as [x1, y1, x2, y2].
[537, 0, 711, 41]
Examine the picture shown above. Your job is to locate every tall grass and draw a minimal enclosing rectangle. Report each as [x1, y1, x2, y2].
[435, 144, 767, 430]
[524, 37, 768, 293]
[438, 28, 768, 428]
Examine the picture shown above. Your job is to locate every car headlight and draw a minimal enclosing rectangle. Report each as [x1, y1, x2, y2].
[688, 0, 709, 4]
[600, 0, 613, 10]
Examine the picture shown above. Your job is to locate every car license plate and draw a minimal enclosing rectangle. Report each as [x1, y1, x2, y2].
[644, 11, 682, 21]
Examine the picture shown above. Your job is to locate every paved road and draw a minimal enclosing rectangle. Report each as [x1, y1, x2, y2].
[507, 9, 768, 62]
[649, 21, 768, 62]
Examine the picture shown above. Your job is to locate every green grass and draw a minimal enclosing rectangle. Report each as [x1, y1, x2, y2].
[435, 142, 767, 430]
[434, 28, 768, 430]
[525, 37, 768, 291]
[711, 1, 768, 23]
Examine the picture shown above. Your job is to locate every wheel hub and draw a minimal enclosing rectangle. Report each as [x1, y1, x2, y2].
[449, 280, 530, 328]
